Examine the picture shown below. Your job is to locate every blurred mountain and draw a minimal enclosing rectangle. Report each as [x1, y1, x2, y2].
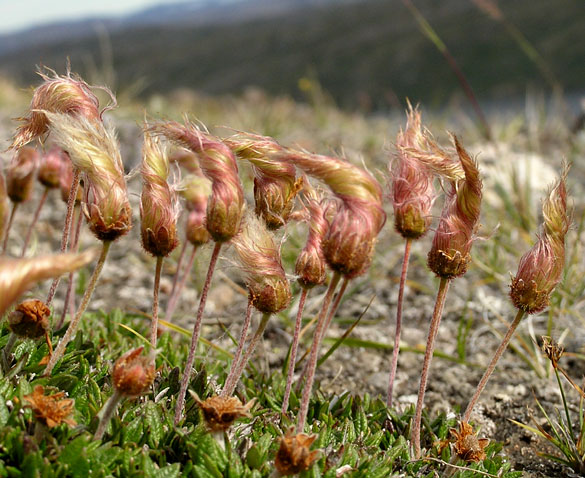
[0, 0, 582, 110]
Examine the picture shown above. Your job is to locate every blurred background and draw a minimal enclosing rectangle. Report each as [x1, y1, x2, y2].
[0, 0, 583, 116]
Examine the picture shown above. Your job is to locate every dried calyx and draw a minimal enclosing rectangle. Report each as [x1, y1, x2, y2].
[274, 427, 320, 476]
[112, 347, 155, 397]
[23, 385, 76, 428]
[8, 299, 50, 339]
[190, 392, 255, 432]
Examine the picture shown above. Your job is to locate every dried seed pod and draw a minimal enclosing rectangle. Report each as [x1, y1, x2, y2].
[23, 385, 76, 428]
[8, 299, 50, 339]
[190, 392, 255, 432]
[6, 147, 39, 203]
[11, 68, 101, 150]
[0, 249, 96, 316]
[231, 214, 291, 314]
[510, 165, 569, 314]
[42, 112, 132, 242]
[274, 427, 320, 476]
[427, 135, 482, 279]
[38, 146, 66, 189]
[112, 347, 155, 397]
[140, 132, 179, 257]
[150, 121, 244, 242]
[450, 422, 489, 463]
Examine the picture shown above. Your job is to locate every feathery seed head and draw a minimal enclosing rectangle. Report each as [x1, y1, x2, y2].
[140, 132, 179, 257]
[391, 103, 435, 239]
[169, 148, 201, 173]
[180, 173, 211, 212]
[283, 149, 386, 278]
[112, 347, 155, 397]
[8, 299, 50, 339]
[150, 121, 244, 242]
[231, 214, 291, 314]
[510, 165, 569, 314]
[6, 146, 39, 203]
[38, 145, 65, 189]
[0, 249, 96, 316]
[11, 68, 101, 150]
[428, 135, 482, 279]
[295, 183, 328, 288]
[43, 112, 132, 241]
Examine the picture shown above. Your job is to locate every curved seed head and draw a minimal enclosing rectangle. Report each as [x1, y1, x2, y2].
[428, 135, 482, 279]
[11, 68, 102, 150]
[510, 165, 570, 314]
[0, 249, 97, 316]
[231, 214, 291, 314]
[150, 121, 244, 242]
[140, 132, 179, 257]
[6, 146, 39, 203]
[112, 347, 155, 397]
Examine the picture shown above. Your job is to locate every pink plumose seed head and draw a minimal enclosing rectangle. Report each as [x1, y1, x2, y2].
[231, 214, 291, 314]
[150, 121, 244, 243]
[11, 68, 102, 150]
[6, 146, 39, 203]
[391, 103, 435, 239]
[510, 164, 570, 314]
[38, 145, 65, 189]
[140, 131, 179, 257]
[427, 135, 482, 279]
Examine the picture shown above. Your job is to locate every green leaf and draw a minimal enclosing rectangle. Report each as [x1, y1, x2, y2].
[152, 463, 181, 478]
[145, 401, 163, 448]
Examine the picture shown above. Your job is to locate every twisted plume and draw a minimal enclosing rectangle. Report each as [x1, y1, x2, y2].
[231, 214, 291, 314]
[41, 112, 132, 242]
[0, 250, 96, 316]
[150, 121, 244, 242]
[510, 164, 570, 314]
[428, 135, 482, 279]
[140, 132, 179, 257]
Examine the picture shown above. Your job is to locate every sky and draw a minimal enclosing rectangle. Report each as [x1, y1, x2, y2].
[0, 0, 186, 34]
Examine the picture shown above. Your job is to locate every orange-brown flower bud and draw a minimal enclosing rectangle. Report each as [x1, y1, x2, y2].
[510, 165, 569, 314]
[0, 249, 96, 316]
[226, 134, 302, 229]
[274, 427, 320, 476]
[295, 183, 328, 288]
[140, 132, 179, 257]
[112, 347, 155, 397]
[43, 112, 132, 242]
[231, 214, 291, 314]
[391, 103, 435, 239]
[428, 135, 482, 279]
[8, 299, 50, 339]
[6, 147, 39, 203]
[38, 146, 65, 189]
[150, 121, 244, 242]
[190, 392, 255, 432]
[11, 68, 101, 150]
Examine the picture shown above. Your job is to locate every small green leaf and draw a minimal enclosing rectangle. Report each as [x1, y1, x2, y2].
[145, 401, 163, 448]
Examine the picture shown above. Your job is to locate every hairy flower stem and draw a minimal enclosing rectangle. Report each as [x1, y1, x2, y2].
[175, 242, 222, 425]
[412, 277, 450, 458]
[165, 245, 198, 322]
[222, 300, 254, 397]
[46, 169, 81, 306]
[149, 256, 164, 348]
[387, 238, 412, 408]
[321, 278, 349, 341]
[94, 390, 122, 441]
[57, 205, 83, 329]
[44, 240, 111, 376]
[168, 239, 188, 305]
[462, 309, 525, 423]
[296, 272, 342, 433]
[2, 203, 19, 254]
[21, 188, 49, 257]
[281, 288, 309, 414]
[222, 312, 271, 397]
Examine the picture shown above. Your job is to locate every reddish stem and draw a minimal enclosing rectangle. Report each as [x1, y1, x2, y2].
[462, 309, 525, 423]
[168, 238, 188, 305]
[412, 277, 450, 458]
[46, 169, 81, 306]
[296, 272, 342, 433]
[2, 202, 19, 254]
[150, 256, 164, 348]
[174, 242, 222, 425]
[21, 188, 49, 256]
[282, 288, 309, 414]
[222, 299, 255, 396]
[321, 278, 349, 340]
[387, 238, 412, 408]
[165, 245, 198, 322]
